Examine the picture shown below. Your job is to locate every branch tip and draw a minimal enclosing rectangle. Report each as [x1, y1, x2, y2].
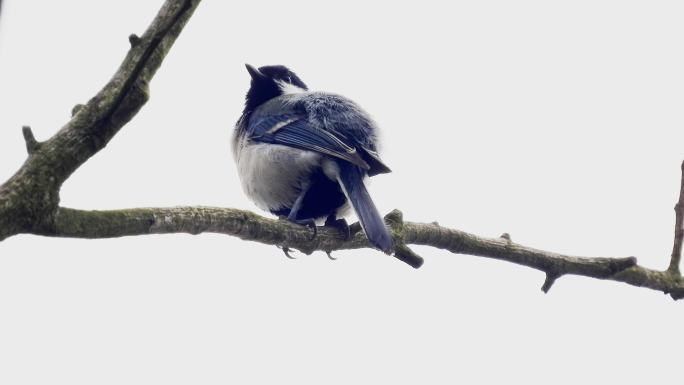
[21, 125, 40, 154]
[381, 209, 423, 267]
[394, 244, 424, 269]
[670, 288, 684, 301]
[668, 161, 684, 275]
[541, 272, 560, 293]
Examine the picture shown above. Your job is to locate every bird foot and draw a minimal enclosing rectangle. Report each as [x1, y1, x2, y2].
[324, 215, 351, 241]
[325, 251, 337, 260]
[281, 246, 297, 259]
[279, 216, 317, 240]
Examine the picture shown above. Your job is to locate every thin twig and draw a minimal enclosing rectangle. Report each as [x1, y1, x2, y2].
[21, 126, 40, 154]
[1, 0, 683, 301]
[668, 160, 684, 275]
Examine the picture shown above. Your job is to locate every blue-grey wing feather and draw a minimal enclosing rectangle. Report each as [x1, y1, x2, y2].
[246, 93, 392, 175]
[250, 118, 370, 169]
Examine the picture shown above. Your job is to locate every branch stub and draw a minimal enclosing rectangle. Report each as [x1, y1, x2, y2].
[21, 125, 40, 154]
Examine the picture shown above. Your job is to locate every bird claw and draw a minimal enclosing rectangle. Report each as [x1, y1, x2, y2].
[281, 246, 297, 259]
[283, 217, 317, 240]
[325, 250, 337, 260]
[305, 220, 317, 240]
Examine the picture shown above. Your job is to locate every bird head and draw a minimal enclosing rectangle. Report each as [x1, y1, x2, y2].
[243, 64, 308, 112]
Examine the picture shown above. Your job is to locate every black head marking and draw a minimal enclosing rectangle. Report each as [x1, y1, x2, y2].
[243, 64, 308, 113]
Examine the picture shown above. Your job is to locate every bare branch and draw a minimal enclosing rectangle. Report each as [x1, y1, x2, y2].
[42, 206, 684, 298]
[668, 160, 684, 275]
[128, 34, 142, 47]
[21, 126, 40, 154]
[1, 0, 684, 301]
[541, 272, 560, 293]
[0, 0, 200, 240]
[39, 0, 198, 185]
[71, 104, 85, 117]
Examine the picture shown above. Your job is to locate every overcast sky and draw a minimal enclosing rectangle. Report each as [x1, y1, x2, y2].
[1, 1, 684, 384]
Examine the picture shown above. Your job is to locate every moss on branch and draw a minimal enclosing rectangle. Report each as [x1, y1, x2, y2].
[1, 0, 683, 300]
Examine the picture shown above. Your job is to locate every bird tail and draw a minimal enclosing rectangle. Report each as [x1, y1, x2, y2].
[337, 162, 394, 254]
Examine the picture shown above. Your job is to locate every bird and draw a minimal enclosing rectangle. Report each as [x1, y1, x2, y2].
[232, 64, 394, 254]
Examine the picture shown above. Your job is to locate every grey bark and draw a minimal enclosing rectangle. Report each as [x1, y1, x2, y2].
[1, 0, 684, 299]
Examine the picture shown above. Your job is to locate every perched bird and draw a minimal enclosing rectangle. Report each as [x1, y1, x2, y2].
[232, 64, 394, 254]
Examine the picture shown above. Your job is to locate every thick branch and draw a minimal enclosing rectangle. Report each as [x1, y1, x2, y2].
[0, 0, 200, 240]
[668, 160, 684, 274]
[1, 0, 683, 302]
[49, 206, 684, 299]
[41, 0, 199, 184]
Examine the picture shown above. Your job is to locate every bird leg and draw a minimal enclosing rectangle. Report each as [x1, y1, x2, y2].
[322, 215, 350, 261]
[324, 214, 351, 241]
[285, 185, 317, 240]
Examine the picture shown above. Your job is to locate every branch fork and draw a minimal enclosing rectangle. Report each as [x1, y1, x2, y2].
[21, 126, 41, 154]
[1, 0, 684, 300]
[384, 210, 424, 268]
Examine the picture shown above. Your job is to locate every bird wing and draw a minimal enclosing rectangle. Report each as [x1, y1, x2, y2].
[247, 114, 372, 170]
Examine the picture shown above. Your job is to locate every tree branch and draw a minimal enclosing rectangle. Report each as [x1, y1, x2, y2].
[668, 161, 684, 274]
[0, 0, 200, 240]
[22, 126, 41, 154]
[1, 0, 684, 300]
[42, 205, 681, 299]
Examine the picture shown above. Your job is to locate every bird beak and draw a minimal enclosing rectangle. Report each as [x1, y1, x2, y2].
[245, 63, 264, 80]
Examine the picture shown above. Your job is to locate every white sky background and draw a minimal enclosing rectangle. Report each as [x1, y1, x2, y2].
[1, 0, 683, 383]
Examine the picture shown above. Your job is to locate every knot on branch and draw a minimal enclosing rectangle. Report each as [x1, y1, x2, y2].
[540, 257, 637, 294]
[384, 209, 403, 228]
[71, 104, 85, 117]
[385, 209, 424, 268]
[129, 34, 142, 47]
[607, 256, 638, 275]
[22, 126, 41, 155]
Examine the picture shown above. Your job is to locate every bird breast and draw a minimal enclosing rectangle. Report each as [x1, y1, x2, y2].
[235, 140, 323, 212]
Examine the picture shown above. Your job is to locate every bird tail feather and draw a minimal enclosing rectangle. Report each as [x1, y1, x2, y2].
[337, 162, 394, 254]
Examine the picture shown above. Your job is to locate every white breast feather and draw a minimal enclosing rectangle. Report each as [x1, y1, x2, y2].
[236, 140, 321, 211]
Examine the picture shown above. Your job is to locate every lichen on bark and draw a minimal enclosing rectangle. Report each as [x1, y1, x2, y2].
[1, 0, 684, 300]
